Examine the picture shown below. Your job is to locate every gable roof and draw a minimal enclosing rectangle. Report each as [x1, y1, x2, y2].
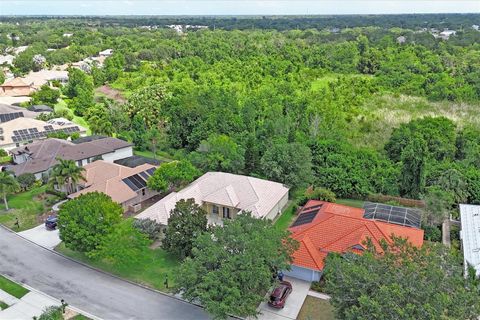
[289, 200, 424, 272]
[9, 137, 131, 176]
[68, 160, 156, 204]
[0, 78, 32, 88]
[136, 172, 289, 225]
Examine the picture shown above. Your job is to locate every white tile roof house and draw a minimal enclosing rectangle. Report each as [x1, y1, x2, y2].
[460, 204, 480, 276]
[136, 172, 289, 225]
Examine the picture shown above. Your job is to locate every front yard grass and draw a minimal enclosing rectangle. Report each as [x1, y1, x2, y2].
[297, 296, 335, 320]
[56, 243, 180, 293]
[0, 300, 8, 310]
[0, 185, 58, 231]
[133, 149, 173, 163]
[0, 275, 29, 299]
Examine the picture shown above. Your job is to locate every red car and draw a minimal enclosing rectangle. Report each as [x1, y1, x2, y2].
[268, 281, 292, 308]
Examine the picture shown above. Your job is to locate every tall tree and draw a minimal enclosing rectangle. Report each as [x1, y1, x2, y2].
[147, 160, 200, 193]
[162, 199, 208, 259]
[0, 172, 20, 210]
[399, 135, 427, 198]
[49, 158, 85, 194]
[176, 213, 298, 319]
[58, 192, 122, 253]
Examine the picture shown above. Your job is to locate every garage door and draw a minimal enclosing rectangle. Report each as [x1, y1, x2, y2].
[284, 265, 321, 282]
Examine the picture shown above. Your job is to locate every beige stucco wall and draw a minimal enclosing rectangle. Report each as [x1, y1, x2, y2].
[122, 188, 159, 213]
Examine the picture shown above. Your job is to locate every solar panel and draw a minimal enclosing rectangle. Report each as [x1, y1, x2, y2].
[146, 167, 156, 176]
[303, 204, 323, 211]
[130, 174, 147, 188]
[0, 112, 23, 123]
[139, 171, 150, 180]
[362, 202, 421, 228]
[122, 177, 139, 191]
[291, 210, 319, 227]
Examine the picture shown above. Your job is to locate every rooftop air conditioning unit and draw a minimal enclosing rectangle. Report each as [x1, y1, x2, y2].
[132, 203, 142, 213]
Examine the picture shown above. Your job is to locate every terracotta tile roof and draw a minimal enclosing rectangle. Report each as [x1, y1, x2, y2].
[68, 161, 156, 204]
[0, 77, 32, 87]
[289, 200, 424, 271]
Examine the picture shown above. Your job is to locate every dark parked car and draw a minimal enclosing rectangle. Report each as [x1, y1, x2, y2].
[268, 281, 292, 308]
[45, 215, 58, 230]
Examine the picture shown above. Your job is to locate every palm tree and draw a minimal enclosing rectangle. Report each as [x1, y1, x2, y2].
[0, 172, 20, 211]
[49, 159, 85, 195]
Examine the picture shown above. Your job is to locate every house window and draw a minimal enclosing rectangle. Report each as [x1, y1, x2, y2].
[77, 160, 82, 167]
[212, 205, 219, 215]
[223, 207, 231, 219]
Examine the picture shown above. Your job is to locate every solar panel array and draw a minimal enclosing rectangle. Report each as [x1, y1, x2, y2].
[11, 126, 81, 143]
[291, 205, 323, 228]
[0, 112, 23, 123]
[363, 202, 422, 228]
[122, 168, 156, 192]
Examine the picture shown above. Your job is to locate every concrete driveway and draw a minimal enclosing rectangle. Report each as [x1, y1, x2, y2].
[18, 224, 61, 249]
[257, 276, 311, 320]
[0, 226, 210, 319]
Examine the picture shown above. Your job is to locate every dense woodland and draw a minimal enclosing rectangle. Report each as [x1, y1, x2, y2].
[2, 15, 480, 216]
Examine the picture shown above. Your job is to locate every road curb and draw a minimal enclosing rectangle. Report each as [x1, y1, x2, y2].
[0, 224, 245, 319]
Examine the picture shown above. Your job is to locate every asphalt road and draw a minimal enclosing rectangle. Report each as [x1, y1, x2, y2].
[0, 227, 210, 320]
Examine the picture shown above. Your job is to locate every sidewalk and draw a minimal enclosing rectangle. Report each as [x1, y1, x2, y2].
[0, 276, 99, 320]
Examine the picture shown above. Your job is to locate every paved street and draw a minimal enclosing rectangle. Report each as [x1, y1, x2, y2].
[0, 227, 210, 320]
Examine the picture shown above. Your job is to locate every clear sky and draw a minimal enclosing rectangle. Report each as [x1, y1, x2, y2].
[1, 1, 479, 16]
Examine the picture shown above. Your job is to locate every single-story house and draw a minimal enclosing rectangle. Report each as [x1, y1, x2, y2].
[285, 200, 424, 282]
[0, 78, 34, 97]
[460, 204, 480, 276]
[0, 103, 43, 122]
[0, 117, 87, 151]
[9, 136, 133, 179]
[136, 171, 289, 226]
[68, 160, 158, 213]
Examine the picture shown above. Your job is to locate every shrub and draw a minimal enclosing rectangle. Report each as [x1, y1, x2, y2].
[0, 149, 7, 157]
[133, 218, 163, 240]
[423, 225, 441, 242]
[38, 306, 63, 320]
[17, 173, 36, 191]
[45, 187, 67, 199]
[299, 186, 337, 206]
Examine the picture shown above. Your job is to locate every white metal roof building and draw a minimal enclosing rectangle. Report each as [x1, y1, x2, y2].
[460, 204, 480, 276]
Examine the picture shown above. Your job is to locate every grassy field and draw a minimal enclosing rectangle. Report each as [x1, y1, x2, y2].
[0, 275, 29, 299]
[335, 198, 365, 208]
[133, 149, 173, 162]
[56, 243, 180, 293]
[297, 296, 335, 320]
[0, 185, 57, 231]
[54, 99, 91, 135]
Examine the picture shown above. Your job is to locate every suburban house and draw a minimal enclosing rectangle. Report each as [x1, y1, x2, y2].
[99, 49, 113, 57]
[0, 78, 34, 97]
[459, 204, 480, 276]
[8, 136, 133, 179]
[68, 160, 158, 213]
[136, 172, 289, 226]
[285, 200, 424, 281]
[0, 117, 87, 151]
[0, 103, 49, 122]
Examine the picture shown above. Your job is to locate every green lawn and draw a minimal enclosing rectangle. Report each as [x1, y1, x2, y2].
[297, 296, 335, 320]
[56, 243, 180, 293]
[134, 149, 173, 162]
[335, 198, 365, 208]
[71, 315, 92, 320]
[0, 155, 12, 164]
[0, 300, 8, 310]
[0, 186, 59, 231]
[0, 275, 29, 299]
[54, 99, 91, 135]
[274, 201, 298, 230]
